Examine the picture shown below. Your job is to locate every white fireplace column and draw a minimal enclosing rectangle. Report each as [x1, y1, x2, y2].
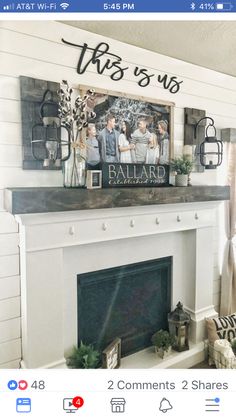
[182, 226, 216, 343]
[16, 202, 219, 368]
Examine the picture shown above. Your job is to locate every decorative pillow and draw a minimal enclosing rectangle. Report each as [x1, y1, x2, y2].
[206, 313, 236, 344]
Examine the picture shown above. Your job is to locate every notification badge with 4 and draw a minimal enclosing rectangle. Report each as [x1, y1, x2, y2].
[63, 396, 84, 413]
[72, 396, 84, 409]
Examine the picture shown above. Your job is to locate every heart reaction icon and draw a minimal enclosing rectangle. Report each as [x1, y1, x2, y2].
[18, 380, 28, 390]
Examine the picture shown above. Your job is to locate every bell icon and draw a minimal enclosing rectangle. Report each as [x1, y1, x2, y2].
[159, 397, 173, 413]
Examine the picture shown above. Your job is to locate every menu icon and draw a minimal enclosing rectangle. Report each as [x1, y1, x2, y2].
[205, 397, 220, 412]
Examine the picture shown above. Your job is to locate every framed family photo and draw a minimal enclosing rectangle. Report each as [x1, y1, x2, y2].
[102, 337, 121, 369]
[81, 86, 175, 187]
[86, 170, 102, 189]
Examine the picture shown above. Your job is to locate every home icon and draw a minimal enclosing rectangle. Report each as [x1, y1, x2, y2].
[110, 398, 126, 413]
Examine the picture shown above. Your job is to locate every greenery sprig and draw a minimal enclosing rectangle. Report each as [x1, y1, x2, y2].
[66, 342, 100, 369]
[171, 155, 193, 175]
[151, 329, 176, 351]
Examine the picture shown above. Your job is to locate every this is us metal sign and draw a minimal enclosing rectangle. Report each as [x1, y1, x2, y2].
[62, 39, 183, 94]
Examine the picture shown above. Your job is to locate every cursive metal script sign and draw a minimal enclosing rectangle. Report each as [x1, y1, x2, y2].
[62, 39, 183, 94]
[102, 163, 169, 188]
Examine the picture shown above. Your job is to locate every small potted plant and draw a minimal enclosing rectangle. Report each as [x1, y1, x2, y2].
[66, 341, 100, 369]
[171, 155, 193, 187]
[151, 329, 176, 359]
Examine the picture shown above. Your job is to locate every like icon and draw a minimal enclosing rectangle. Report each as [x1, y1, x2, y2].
[18, 380, 28, 390]
[8, 380, 18, 390]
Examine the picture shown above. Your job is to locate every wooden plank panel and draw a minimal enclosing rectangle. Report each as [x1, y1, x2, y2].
[0, 122, 21, 146]
[213, 292, 220, 308]
[0, 318, 21, 343]
[0, 255, 19, 278]
[0, 167, 62, 189]
[0, 358, 21, 368]
[0, 190, 4, 211]
[0, 75, 19, 101]
[0, 234, 19, 256]
[174, 141, 184, 156]
[0, 99, 20, 123]
[0, 212, 18, 233]
[213, 248, 219, 266]
[221, 128, 236, 143]
[213, 265, 220, 282]
[174, 107, 236, 129]
[174, 124, 184, 142]
[187, 170, 219, 187]
[0, 338, 21, 364]
[0, 275, 20, 300]
[0, 51, 78, 84]
[0, 27, 79, 73]
[0, 297, 20, 321]
[0, 145, 22, 167]
[213, 278, 221, 294]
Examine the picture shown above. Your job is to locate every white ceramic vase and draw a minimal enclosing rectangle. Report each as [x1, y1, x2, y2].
[175, 174, 188, 187]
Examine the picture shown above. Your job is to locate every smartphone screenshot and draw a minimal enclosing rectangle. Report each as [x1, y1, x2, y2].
[0, 0, 236, 417]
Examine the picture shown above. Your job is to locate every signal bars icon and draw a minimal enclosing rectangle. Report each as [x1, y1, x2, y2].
[60, 2, 69, 9]
[3, 3, 14, 10]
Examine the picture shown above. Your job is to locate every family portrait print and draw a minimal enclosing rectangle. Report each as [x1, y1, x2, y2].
[82, 87, 174, 170]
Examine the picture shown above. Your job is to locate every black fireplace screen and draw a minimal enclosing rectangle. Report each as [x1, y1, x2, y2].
[77, 257, 172, 357]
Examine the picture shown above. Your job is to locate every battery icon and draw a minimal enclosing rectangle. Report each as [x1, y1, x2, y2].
[216, 2, 233, 10]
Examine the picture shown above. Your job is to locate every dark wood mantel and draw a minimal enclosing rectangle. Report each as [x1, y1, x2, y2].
[4, 186, 230, 215]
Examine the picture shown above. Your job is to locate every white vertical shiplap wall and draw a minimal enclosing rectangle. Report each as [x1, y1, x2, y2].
[0, 21, 235, 367]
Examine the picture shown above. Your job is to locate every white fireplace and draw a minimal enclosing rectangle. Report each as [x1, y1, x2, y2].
[16, 201, 220, 369]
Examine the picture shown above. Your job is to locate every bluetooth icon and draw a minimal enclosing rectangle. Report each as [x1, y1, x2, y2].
[190, 2, 196, 10]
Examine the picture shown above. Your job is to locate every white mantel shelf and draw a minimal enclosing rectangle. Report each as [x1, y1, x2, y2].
[4, 185, 230, 214]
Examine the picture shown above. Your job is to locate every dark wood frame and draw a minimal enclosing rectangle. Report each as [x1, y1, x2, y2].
[102, 338, 121, 369]
[20, 76, 61, 170]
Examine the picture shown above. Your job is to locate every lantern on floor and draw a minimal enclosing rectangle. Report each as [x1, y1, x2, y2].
[168, 302, 190, 352]
[195, 116, 223, 169]
[31, 89, 71, 168]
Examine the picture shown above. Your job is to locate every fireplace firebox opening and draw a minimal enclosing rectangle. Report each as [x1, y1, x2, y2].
[77, 257, 172, 357]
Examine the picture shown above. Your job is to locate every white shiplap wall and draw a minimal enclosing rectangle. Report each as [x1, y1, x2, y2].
[0, 21, 235, 367]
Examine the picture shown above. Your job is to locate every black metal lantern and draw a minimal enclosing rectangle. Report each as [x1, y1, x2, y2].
[32, 89, 71, 168]
[195, 116, 223, 169]
[168, 302, 190, 352]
